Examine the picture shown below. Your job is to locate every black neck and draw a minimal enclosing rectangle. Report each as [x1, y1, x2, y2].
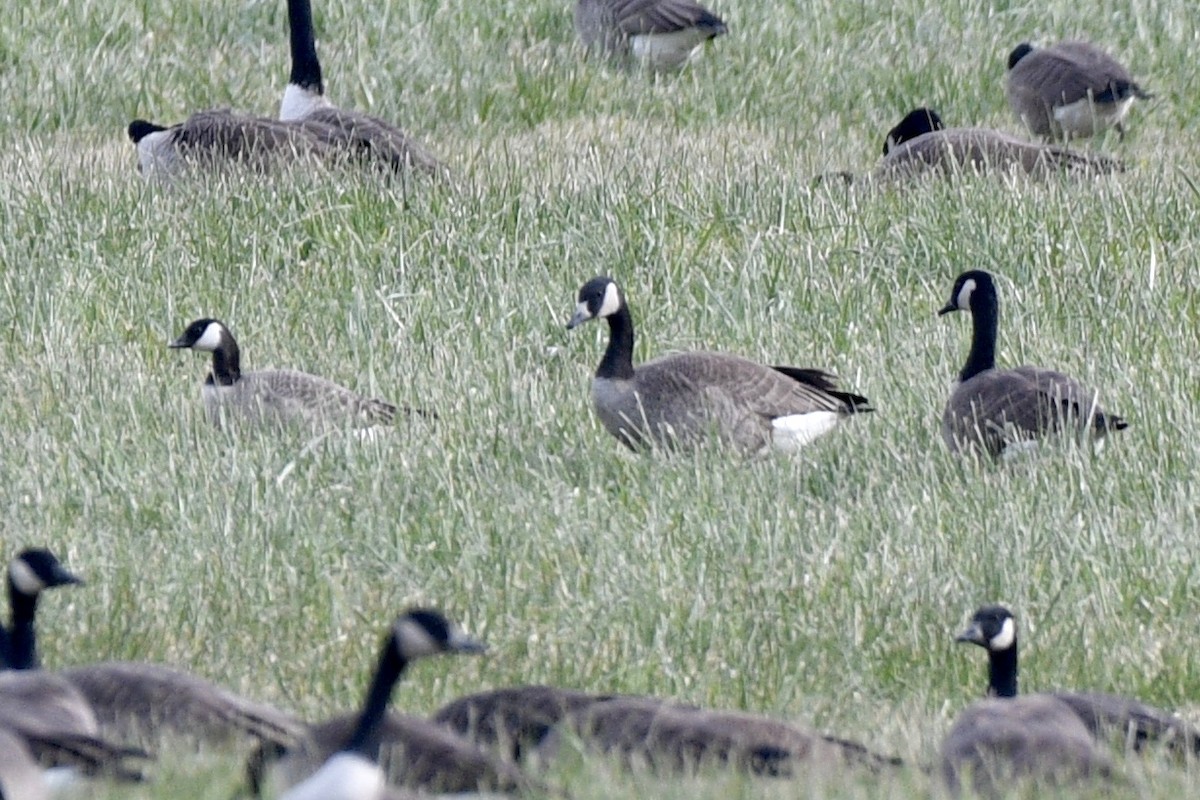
[6, 584, 40, 670]
[986, 642, 1019, 698]
[344, 638, 408, 759]
[208, 339, 242, 386]
[287, 0, 324, 93]
[960, 293, 999, 382]
[596, 306, 636, 381]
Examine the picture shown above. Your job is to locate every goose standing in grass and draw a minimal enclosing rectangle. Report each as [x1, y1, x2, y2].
[956, 605, 1200, 754]
[938, 270, 1127, 457]
[873, 107, 1122, 179]
[1, 549, 82, 670]
[574, 0, 728, 69]
[1006, 41, 1153, 141]
[169, 318, 419, 430]
[566, 276, 872, 454]
[127, 110, 342, 179]
[279, 0, 444, 175]
[272, 609, 486, 800]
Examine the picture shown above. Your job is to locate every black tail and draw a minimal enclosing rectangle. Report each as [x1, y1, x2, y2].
[771, 366, 874, 413]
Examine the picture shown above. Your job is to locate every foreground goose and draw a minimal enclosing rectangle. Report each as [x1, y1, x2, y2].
[566, 276, 872, 454]
[938, 271, 1127, 457]
[279, 0, 443, 175]
[272, 609, 486, 800]
[956, 606, 1200, 754]
[127, 110, 341, 179]
[538, 696, 903, 776]
[574, 0, 728, 70]
[874, 107, 1122, 179]
[170, 318, 417, 430]
[1, 549, 82, 670]
[1006, 41, 1153, 140]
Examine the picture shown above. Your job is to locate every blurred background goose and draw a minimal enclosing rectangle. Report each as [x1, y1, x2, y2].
[127, 110, 339, 179]
[1006, 41, 1153, 140]
[875, 107, 1122, 179]
[279, 0, 444, 175]
[169, 318, 417, 430]
[566, 276, 872, 454]
[574, 0, 728, 69]
[270, 609, 486, 800]
[1, 549, 82, 670]
[956, 605, 1200, 755]
[937, 270, 1127, 457]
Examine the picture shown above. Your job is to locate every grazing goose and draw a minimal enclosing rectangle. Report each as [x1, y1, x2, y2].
[938, 270, 1127, 457]
[169, 318, 418, 430]
[538, 696, 904, 776]
[1006, 41, 1153, 140]
[127, 110, 342, 179]
[574, 0, 728, 70]
[566, 276, 872, 455]
[279, 0, 444, 176]
[270, 609, 486, 800]
[957, 605, 1200, 755]
[1, 549, 82, 670]
[875, 107, 1122, 179]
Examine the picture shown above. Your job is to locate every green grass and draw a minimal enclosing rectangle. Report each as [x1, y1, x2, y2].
[1, 0, 1198, 797]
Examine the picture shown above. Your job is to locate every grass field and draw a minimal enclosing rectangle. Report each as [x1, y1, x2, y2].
[1, 0, 1198, 796]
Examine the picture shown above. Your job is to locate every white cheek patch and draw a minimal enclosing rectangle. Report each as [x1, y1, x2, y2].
[9, 559, 46, 595]
[395, 618, 440, 658]
[955, 278, 977, 310]
[989, 616, 1016, 651]
[597, 282, 622, 318]
[193, 322, 226, 352]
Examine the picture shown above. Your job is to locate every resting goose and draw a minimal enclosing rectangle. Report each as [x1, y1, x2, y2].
[279, 0, 444, 175]
[567, 276, 872, 454]
[169, 318, 422, 430]
[1006, 40, 1153, 140]
[938, 270, 1127, 456]
[574, 0, 728, 69]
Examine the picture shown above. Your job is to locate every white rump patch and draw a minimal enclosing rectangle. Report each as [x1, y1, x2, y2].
[989, 617, 1016, 651]
[394, 617, 441, 659]
[955, 278, 977, 311]
[631, 29, 710, 69]
[279, 84, 329, 121]
[278, 752, 384, 800]
[597, 281, 622, 318]
[770, 411, 840, 453]
[193, 322, 226, 352]
[1054, 95, 1133, 137]
[8, 558, 45, 595]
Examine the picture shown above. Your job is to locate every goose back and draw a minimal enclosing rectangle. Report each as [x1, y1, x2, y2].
[879, 127, 1122, 180]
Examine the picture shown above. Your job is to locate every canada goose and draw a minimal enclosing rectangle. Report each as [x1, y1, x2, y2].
[169, 318, 420, 430]
[1006, 41, 1153, 140]
[574, 0, 728, 70]
[126, 109, 343, 179]
[271, 609, 486, 800]
[1, 549, 82, 671]
[279, 0, 444, 175]
[432, 685, 618, 761]
[956, 605, 1200, 754]
[938, 270, 1127, 457]
[566, 276, 872, 455]
[875, 107, 1123, 179]
[539, 696, 904, 776]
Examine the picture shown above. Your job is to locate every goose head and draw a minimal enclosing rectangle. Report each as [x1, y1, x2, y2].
[391, 608, 487, 662]
[566, 276, 624, 329]
[883, 107, 945, 155]
[169, 319, 232, 352]
[9, 548, 83, 598]
[938, 270, 997, 317]
[956, 605, 1017, 654]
